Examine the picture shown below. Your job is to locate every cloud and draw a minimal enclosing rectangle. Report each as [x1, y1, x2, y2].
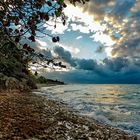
[33, 0, 140, 84]
[20, 38, 54, 60]
[112, 0, 134, 16]
[76, 36, 83, 39]
[73, 0, 140, 59]
[95, 45, 104, 53]
[90, 32, 115, 46]
[131, 1, 140, 12]
[53, 46, 99, 71]
[63, 1, 139, 59]
[36, 39, 48, 47]
[54, 46, 76, 67]
[40, 49, 53, 59]
[40, 0, 140, 61]
[111, 36, 140, 58]
[44, 69, 140, 84]
[44, 3, 116, 46]
[43, 47, 140, 83]
[54, 46, 140, 71]
[71, 23, 90, 34]
[56, 43, 80, 55]
[82, 0, 116, 20]
[83, 0, 140, 59]
[44, 18, 69, 34]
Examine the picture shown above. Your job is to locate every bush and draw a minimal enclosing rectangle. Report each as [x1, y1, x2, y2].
[26, 78, 37, 89]
[37, 76, 48, 84]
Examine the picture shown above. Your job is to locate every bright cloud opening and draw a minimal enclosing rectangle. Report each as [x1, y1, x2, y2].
[36, 39, 48, 47]
[91, 32, 115, 46]
[105, 47, 117, 58]
[57, 43, 80, 55]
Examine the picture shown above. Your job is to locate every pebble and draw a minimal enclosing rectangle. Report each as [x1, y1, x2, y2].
[0, 91, 139, 140]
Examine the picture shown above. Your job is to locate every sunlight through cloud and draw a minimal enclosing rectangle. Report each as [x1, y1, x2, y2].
[90, 32, 115, 46]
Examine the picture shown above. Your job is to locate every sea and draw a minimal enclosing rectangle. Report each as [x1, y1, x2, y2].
[37, 84, 140, 135]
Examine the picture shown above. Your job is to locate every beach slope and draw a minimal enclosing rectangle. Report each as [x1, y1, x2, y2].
[0, 91, 139, 140]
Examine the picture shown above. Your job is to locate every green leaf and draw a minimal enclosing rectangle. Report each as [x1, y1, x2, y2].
[58, 0, 64, 4]
[55, 11, 61, 17]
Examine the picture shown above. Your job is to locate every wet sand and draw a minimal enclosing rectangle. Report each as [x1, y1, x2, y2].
[0, 90, 139, 140]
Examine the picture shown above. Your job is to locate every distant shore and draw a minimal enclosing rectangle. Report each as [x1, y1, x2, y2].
[0, 90, 139, 140]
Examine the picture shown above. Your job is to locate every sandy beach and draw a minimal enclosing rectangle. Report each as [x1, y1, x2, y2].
[0, 90, 139, 140]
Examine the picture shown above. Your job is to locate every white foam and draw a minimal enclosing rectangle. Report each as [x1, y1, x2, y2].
[35, 84, 140, 135]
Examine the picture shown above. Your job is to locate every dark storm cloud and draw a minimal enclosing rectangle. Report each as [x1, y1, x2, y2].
[45, 47, 140, 83]
[54, 46, 140, 73]
[103, 56, 140, 76]
[75, 59, 97, 70]
[53, 46, 96, 70]
[103, 57, 130, 72]
[54, 46, 101, 72]
[54, 46, 76, 66]
[45, 69, 140, 84]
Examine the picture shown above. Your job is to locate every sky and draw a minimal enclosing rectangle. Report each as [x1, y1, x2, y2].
[35, 0, 140, 84]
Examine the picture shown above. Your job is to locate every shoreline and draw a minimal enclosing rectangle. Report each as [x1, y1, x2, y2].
[0, 90, 139, 140]
[34, 90, 140, 139]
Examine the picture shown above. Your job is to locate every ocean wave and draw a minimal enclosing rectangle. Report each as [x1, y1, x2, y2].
[37, 84, 140, 135]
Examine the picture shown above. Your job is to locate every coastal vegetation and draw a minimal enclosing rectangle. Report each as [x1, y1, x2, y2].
[0, 0, 80, 90]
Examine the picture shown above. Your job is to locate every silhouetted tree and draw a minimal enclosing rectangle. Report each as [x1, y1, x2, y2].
[0, 0, 88, 82]
[0, 0, 88, 43]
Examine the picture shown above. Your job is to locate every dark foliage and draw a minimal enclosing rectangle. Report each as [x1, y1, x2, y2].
[0, 0, 88, 90]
